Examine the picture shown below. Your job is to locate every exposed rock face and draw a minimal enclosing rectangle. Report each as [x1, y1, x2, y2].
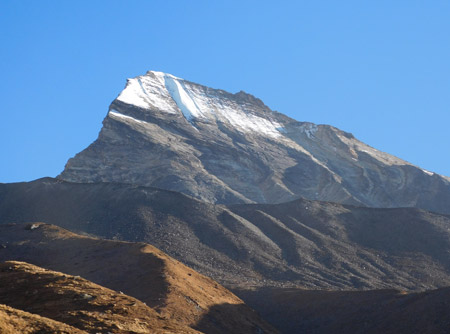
[58, 70, 450, 212]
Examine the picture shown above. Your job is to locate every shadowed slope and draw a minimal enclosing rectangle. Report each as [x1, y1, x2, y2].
[236, 287, 450, 334]
[2, 178, 450, 291]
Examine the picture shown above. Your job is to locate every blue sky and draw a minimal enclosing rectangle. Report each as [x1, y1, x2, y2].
[1, 1, 449, 182]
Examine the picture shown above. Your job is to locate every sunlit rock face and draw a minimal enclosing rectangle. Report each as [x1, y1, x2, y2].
[59, 70, 450, 213]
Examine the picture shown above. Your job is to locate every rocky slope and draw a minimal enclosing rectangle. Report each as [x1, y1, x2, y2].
[58, 70, 450, 214]
[2, 178, 450, 291]
[0, 223, 277, 334]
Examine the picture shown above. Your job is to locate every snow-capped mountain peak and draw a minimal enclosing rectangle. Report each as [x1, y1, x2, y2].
[59, 70, 450, 214]
[115, 71, 284, 138]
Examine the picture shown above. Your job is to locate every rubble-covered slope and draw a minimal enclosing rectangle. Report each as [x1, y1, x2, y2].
[2, 178, 450, 291]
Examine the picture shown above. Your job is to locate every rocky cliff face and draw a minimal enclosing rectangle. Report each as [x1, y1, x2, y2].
[59, 71, 450, 213]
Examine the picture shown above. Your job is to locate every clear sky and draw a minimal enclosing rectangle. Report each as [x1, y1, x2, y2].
[1, 1, 449, 182]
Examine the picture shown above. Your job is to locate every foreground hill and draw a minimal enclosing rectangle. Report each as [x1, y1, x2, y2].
[0, 261, 201, 334]
[2, 178, 450, 291]
[58, 70, 450, 214]
[0, 223, 276, 334]
[0, 304, 86, 334]
[237, 287, 450, 334]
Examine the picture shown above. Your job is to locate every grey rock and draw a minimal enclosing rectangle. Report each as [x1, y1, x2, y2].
[58, 71, 450, 214]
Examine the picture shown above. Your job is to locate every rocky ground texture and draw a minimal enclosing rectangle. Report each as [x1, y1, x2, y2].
[2, 178, 450, 291]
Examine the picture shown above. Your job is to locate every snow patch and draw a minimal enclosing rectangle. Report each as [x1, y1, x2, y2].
[164, 75, 205, 121]
[184, 84, 284, 138]
[108, 110, 147, 125]
[116, 75, 177, 113]
[219, 105, 283, 138]
[422, 169, 434, 176]
[116, 78, 151, 109]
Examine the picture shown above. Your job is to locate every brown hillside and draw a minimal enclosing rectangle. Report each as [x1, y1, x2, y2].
[0, 261, 200, 333]
[0, 223, 277, 334]
[0, 303, 86, 334]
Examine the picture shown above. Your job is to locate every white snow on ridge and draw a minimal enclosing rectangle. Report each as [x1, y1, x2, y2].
[219, 104, 284, 138]
[164, 74, 205, 121]
[162, 72, 284, 137]
[138, 74, 177, 113]
[182, 81, 284, 138]
[116, 74, 177, 114]
[116, 70, 285, 138]
[422, 169, 434, 176]
[108, 110, 148, 125]
[116, 78, 151, 109]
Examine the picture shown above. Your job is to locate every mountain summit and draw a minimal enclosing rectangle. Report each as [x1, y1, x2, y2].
[59, 71, 450, 213]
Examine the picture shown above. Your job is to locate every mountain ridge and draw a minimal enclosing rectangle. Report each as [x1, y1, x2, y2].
[2, 177, 450, 291]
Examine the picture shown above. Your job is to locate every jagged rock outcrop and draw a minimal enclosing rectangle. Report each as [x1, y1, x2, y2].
[58, 71, 450, 213]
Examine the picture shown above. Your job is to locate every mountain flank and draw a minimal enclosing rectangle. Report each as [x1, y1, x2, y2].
[2, 178, 450, 291]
